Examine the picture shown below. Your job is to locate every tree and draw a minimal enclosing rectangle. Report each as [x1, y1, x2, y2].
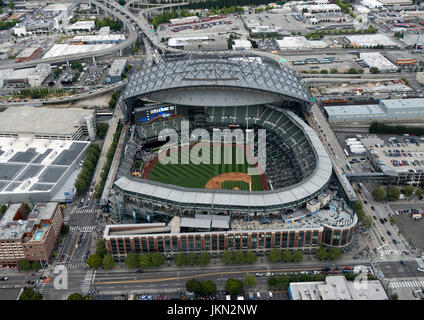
[103, 254, 115, 269]
[316, 247, 327, 261]
[8, 1, 14, 10]
[19, 288, 42, 300]
[61, 224, 69, 234]
[370, 67, 379, 74]
[391, 293, 399, 300]
[96, 239, 107, 258]
[125, 253, 139, 268]
[281, 250, 293, 263]
[138, 253, 151, 268]
[187, 253, 197, 265]
[415, 187, 424, 199]
[31, 262, 41, 271]
[348, 68, 357, 74]
[234, 251, 246, 264]
[221, 250, 234, 264]
[86, 254, 103, 269]
[404, 185, 414, 199]
[246, 251, 257, 264]
[97, 123, 109, 139]
[372, 186, 385, 201]
[277, 274, 290, 288]
[23, 203, 31, 215]
[18, 260, 31, 271]
[387, 186, 400, 201]
[225, 278, 244, 295]
[293, 251, 303, 263]
[327, 247, 341, 260]
[67, 293, 84, 300]
[268, 248, 281, 263]
[244, 274, 257, 287]
[320, 69, 328, 74]
[201, 280, 217, 295]
[198, 252, 210, 265]
[0, 204, 7, 215]
[267, 275, 278, 288]
[174, 253, 186, 266]
[150, 252, 165, 267]
[389, 217, 396, 225]
[186, 279, 202, 295]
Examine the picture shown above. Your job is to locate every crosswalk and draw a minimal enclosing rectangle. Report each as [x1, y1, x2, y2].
[379, 249, 403, 256]
[75, 208, 100, 215]
[55, 261, 88, 270]
[389, 280, 424, 289]
[70, 226, 95, 233]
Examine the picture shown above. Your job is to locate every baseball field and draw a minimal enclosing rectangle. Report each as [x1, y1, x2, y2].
[143, 143, 267, 191]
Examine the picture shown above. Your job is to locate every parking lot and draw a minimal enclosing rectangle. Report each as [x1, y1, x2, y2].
[390, 212, 424, 250]
[285, 53, 359, 73]
[242, 11, 311, 34]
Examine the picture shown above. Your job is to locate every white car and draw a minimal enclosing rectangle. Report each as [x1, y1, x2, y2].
[418, 267, 424, 272]
[268, 291, 273, 298]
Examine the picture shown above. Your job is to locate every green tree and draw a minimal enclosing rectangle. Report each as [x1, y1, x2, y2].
[23, 203, 31, 215]
[187, 253, 198, 265]
[234, 251, 246, 264]
[387, 186, 400, 201]
[348, 68, 357, 74]
[316, 247, 327, 260]
[268, 248, 281, 263]
[389, 217, 396, 225]
[174, 253, 186, 266]
[293, 251, 303, 263]
[404, 185, 414, 199]
[225, 278, 244, 295]
[201, 280, 217, 295]
[97, 123, 109, 139]
[372, 186, 385, 201]
[267, 275, 278, 288]
[320, 69, 328, 74]
[19, 288, 42, 300]
[186, 279, 202, 294]
[31, 262, 41, 271]
[103, 254, 115, 269]
[125, 253, 139, 268]
[370, 67, 379, 74]
[138, 253, 152, 268]
[198, 252, 210, 265]
[221, 250, 234, 264]
[391, 293, 399, 300]
[281, 250, 293, 263]
[277, 274, 290, 288]
[150, 252, 165, 267]
[415, 187, 424, 199]
[18, 260, 31, 271]
[96, 239, 107, 258]
[327, 247, 341, 260]
[8, 1, 14, 10]
[67, 293, 84, 300]
[86, 254, 103, 269]
[244, 274, 257, 287]
[0, 204, 7, 214]
[61, 224, 69, 234]
[246, 251, 257, 264]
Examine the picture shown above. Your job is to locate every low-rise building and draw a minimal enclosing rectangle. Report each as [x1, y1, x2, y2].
[345, 34, 400, 48]
[71, 34, 126, 44]
[289, 276, 389, 300]
[385, 51, 417, 66]
[167, 37, 227, 51]
[15, 46, 42, 62]
[0, 202, 63, 267]
[66, 20, 95, 32]
[27, 64, 52, 87]
[108, 58, 128, 83]
[359, 52, 399, 72]
[232, 39, 252, 50]
[169, 16, 199, 25]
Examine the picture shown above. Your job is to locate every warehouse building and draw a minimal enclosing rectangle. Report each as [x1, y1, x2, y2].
[0, 203, 63, 268]
[108, 58, 128, 83]
[0, 107, 97, 141]
[345, 34, 400, 48]
[42, 44, 114, 59]
[169, 16, 199, 25]
[15, 46, 42, 62]
[325, 98, 424, 121]
[276, 36, 311, 50]
[0, 137, 90, 203]
[27, 64, 52, 87]
[385, 51, 417, 66]
[2, 68, 35, 88]
[65, 20, 95, 32]
[42, 3, 76, 14]
[232, 39, 252, 51]
[295, 3, 342, 14]
[289, 276, 388, 300]
[167, 37, 227, 51]
[359, 52, 399, 72]
[71, 34, 126, 45]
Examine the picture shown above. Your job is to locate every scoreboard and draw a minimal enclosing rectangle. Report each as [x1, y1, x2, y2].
[135, 105, 186, 124]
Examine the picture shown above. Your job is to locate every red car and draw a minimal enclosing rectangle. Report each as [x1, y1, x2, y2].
[329, 270, 339, 274]
[344, 267, 353, 270]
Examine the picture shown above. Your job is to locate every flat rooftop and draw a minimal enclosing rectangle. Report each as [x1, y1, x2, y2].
[324, 104, 386, 117]
[42, 44, 114, 59]
[0, 137, 89, 197]
[345, 34, 399, 47]
[0, 107, 93, 136]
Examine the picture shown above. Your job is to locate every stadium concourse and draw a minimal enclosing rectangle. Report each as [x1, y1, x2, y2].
[100, 57, 358, 255]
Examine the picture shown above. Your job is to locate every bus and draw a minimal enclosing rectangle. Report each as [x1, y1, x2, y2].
[344, 149, 349, 157]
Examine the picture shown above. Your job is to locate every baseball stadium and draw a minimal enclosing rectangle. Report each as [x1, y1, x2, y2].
[110, 58, 336, 224]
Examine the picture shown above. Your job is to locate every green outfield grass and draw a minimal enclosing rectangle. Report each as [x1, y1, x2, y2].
[147, 144, 264, 190]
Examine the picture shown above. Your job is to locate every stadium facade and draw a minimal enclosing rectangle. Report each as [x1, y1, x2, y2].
[104, 58, 357, 254]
